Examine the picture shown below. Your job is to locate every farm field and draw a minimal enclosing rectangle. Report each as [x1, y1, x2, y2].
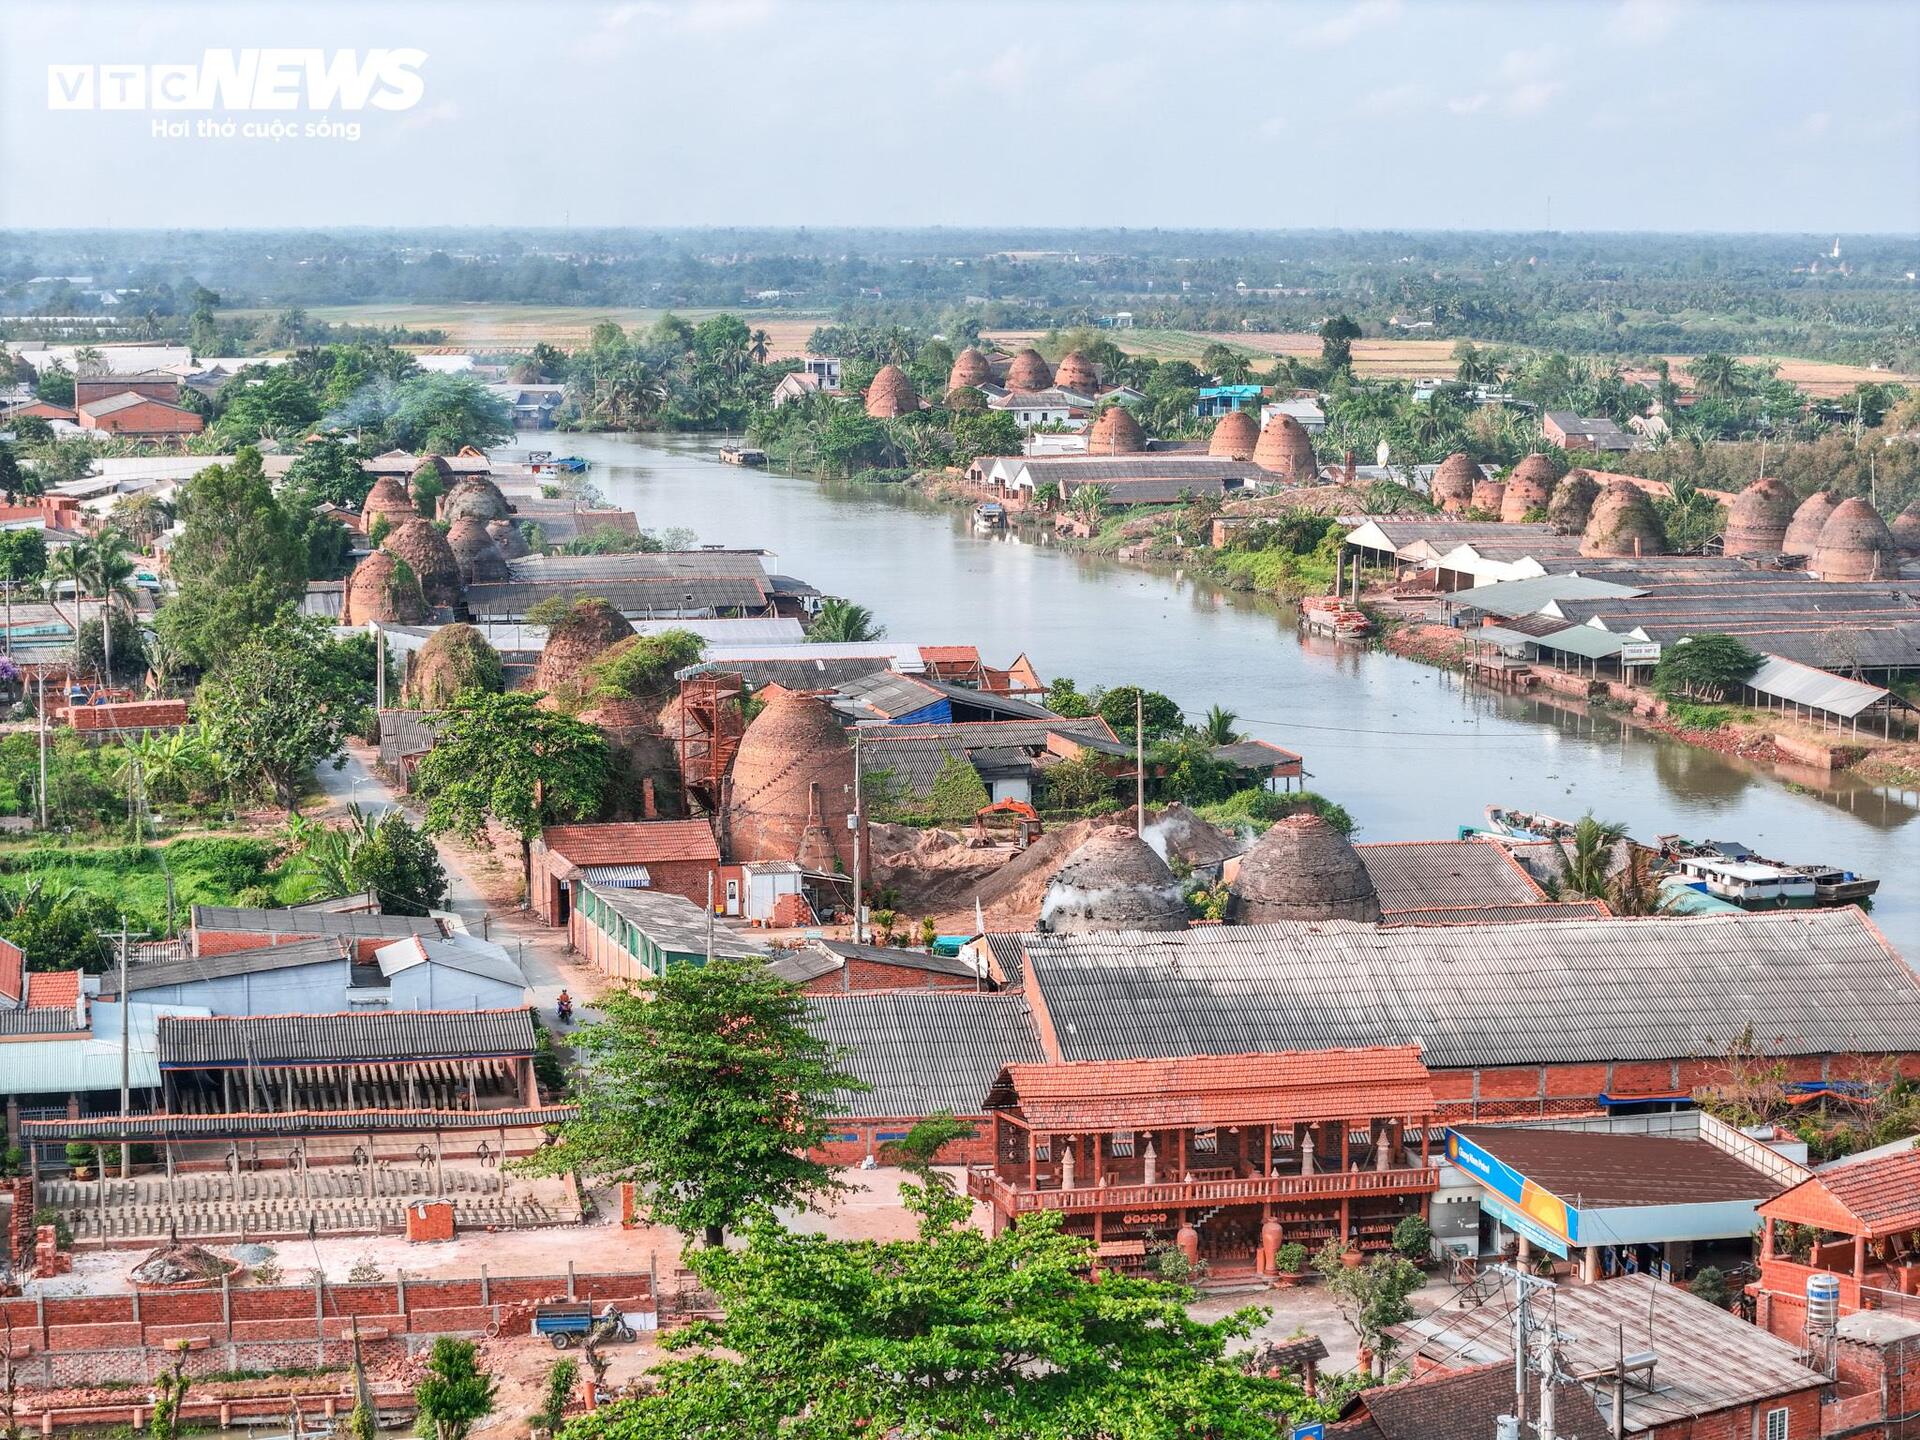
[231, 304, 829, 356]
[239, 308, 1919, 396]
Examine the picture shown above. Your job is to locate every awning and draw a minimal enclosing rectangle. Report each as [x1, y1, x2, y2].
[581, 865, 652, 888]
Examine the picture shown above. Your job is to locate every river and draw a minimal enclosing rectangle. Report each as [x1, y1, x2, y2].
[539, 431, 1920, 959]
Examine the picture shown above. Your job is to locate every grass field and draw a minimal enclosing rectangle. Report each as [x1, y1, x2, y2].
[984, 327, 1464, 379]
[0, 836, 306, 936]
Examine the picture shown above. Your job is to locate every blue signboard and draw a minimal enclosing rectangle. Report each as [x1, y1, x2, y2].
[1291, 1426, 1326, 1440]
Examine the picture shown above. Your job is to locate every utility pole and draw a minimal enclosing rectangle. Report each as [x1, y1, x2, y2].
[35, 672, 47, 831]
[849, 730, 864, 944]
[100, 919, 149, 1180]
[1134, 691, 1145, 832]
[705, 871, 715, 965]
[373, 624, 386, 712]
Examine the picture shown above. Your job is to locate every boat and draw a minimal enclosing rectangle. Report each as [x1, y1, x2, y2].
[1655, 836, 1878, 907]
[1299, 595, 1373, 640]
[1482, 805, 1579, 842]
[718, 445, 767, 467]
[972, 501, 1008, 532]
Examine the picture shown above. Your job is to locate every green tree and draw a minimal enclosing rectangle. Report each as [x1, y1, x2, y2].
[1553, 814, 1628, 901]
[1098, 684, 1184, 740]
[559, 1191, 1325, 1440]
[523, 958, 866, 1247]
[881, 1110, 977, 1190]
[215, 366, 323, 444]
[284, 435, 373, 512]
[1042, 676, 1096, 718]
[412, 690, 611, 890]
[194, 616, 370, 811]
[73, 611, 147, 686]
[146, 1358, 190, 1440]
[1040, 753, 1118, 814]
[1319, 314, 1362, 371]
[531, 1359, 578, 1436]
[1196, 704, 1241, 744]
[34, 364, 74, 407]
[286, 805, 448, 916]
[415, 1338, 497, 1440]
[155, 448, 306, 670]
[0, 878, 113, 972]
[807, 597, 884, 643]
[1652, 632, 1762, 701]
[0, 531, 47, 589]
[926, 755, 990, 825]
[1312, 1239, 1425, 1360]
[384, 374, 514, 453]
[948, 410, 1023, 464]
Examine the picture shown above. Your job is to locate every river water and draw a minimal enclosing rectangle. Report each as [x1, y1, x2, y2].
[544, 431, 1920, 959]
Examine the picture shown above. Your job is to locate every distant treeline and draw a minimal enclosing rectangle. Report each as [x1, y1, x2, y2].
[3, 227, 1917, 367]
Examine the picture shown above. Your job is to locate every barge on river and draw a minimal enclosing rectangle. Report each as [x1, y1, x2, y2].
[718, 445, 767, 467]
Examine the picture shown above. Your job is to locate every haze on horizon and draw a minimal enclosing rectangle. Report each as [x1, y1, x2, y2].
[2, 0, 1917, 235]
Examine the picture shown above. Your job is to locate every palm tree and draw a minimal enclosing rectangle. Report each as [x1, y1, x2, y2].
[1553, 814, 1628, 901]
[1690, 353, 1743, 401]
[748, 329, 771, 365]
[1196, 705, 1242, 745]
[1065, 484, 1108, 522]
[808, 598, 884, 643]
[80, 531, 139, 687]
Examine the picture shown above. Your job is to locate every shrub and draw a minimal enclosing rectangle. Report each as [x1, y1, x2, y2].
[1392, 1215, 1433, 1261]
[1276, 1241, 1308, 1274]
[1688, 1266, 1730, 1309]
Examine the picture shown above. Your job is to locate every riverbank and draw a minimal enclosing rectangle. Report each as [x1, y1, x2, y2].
[905, 466, 1918, 802]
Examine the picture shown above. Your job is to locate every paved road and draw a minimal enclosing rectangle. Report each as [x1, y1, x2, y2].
[312, 745, 602, 1030]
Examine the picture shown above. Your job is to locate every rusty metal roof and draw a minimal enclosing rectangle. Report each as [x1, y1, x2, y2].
[806, 991, 1043, 1119]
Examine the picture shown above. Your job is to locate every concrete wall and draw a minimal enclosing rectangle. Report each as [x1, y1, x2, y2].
[132, 958, 354, 1014]
[385, 966, 527, 1012]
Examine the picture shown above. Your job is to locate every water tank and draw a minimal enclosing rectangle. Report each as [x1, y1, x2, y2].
[1495, 1417, 1520, 1440]
[1807, 1273, 1842, 1332]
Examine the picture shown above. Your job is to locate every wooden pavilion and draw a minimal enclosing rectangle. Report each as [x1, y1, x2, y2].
[969, 1046, 1438, 1276]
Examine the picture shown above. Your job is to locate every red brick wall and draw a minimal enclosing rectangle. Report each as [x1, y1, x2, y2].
[406, 1201, 455, 1242]
[79, 399, 203, 437]
[813, 1115, 994, 1167]
[0, 1270, 654, 1352]
[801, 961, 979, 995]
[1641, 1388, 1819, 1440]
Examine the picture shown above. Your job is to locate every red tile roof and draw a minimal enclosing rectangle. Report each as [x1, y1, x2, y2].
[24, 969, 81, 1010]
[916, 646, 982, 665]
[540, 820, 719, 866]
[985, 1046, 1435, 1131]
[1762, 1144, 1920, 1238]
[69, 701, 190, 732]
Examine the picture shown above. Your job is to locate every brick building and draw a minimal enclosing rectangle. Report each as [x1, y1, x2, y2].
[770, 939, 985, 994]
[1754, 1139, 1920, 1348]
[1004, 910, 1920, 1123]
[76, 392, 204, 439]
[531, 819, 720, 926]
[72, 372, 183, 408]
[804, 991, 1043, 1166]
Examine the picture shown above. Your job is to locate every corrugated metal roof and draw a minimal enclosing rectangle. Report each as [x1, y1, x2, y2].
[1020, 910, 1920, 1070]
[766, 950, 842, 984]
[1746, 653, 1895, 719]
[1356, 840, 1543, 912]
[465, 577, 770, 619]
[23, 1104, 576, 1142]
[102, 936, 348, 997]
[158, 1008, 536, 1067]
[805, 991, 1044, 1119]
[508, 551, 773, 582]
[583, 884, 770, 961]
[191, 906, 440, 939]
[1534, 624, 1626, 659]
[1451, 576, 1635, 622]
[1389, 1275, 1823, 1429]
[815, 939, 982, 980]
[374, 934, 529, 990]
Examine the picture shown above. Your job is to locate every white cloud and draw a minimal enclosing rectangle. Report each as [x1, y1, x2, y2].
[1610, 0, 1682, 43]
[1260, 115, 1289, 138]
[1299, 0, 1402, 50]
[1494, 46, 1562, 115]
[1800, 110, 1833, 138]
[576, 0, 777, 59]
[1505, 81, 1559, 116]
[1447, 93, 1489, 116]
[947, 44, 1034, 96]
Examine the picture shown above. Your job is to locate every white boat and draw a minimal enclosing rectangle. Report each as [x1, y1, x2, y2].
[1666, 855, 1817, 908]
[972, 502, 1008, 531]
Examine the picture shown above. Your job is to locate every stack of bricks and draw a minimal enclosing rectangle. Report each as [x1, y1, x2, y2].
[33, 1224, 70, 1278]
[771, 892, 814, 928]
[405, 1202, 454, 1243]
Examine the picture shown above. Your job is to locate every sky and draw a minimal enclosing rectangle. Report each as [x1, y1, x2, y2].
[3, 0, 1917, 233]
